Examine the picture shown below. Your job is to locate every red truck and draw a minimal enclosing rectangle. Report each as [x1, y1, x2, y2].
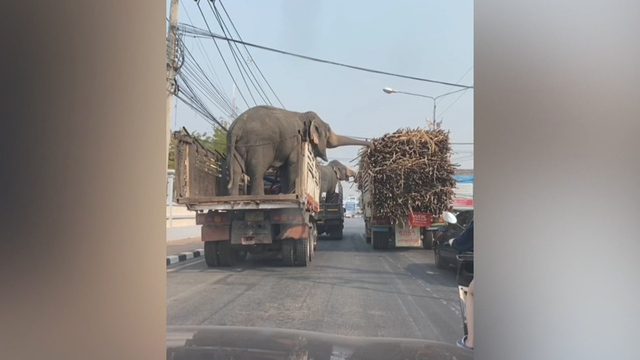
[172, 129, 321, 267]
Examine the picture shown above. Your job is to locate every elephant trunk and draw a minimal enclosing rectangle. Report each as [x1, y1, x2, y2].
[327, 133, 373, 149]
[346, 168, 357, 178]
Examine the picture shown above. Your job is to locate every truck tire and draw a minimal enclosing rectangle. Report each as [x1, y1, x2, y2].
[295, 238, 310, 267]
[218, 240, 237, 267]
[282, 240, 295, 266]
[204, 241, 220, 267]
[434, 248, 448, 269]
[422, 230, 434, 250]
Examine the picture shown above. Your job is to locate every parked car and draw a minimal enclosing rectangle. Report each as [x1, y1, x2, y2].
[434, 209, 474, 270]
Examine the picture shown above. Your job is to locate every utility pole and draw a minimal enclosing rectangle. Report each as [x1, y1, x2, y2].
[166, 0, 180, 173]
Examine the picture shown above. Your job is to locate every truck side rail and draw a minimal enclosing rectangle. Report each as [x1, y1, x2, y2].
[173, 128, 320, 213]
[173, 128, 227, 201]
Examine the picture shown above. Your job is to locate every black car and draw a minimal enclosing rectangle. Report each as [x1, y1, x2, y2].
[433, 210, 474, 270]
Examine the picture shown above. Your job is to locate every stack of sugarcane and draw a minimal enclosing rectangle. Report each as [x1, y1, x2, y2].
[356, 127, 457, 223]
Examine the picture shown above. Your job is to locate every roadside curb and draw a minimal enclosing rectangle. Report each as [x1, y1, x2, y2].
[166, 249, 204, 266]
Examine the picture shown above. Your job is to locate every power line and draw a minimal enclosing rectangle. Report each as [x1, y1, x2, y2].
[176, 35, 235, 122]
[179, 3, 227, 95]
[180, 25, 474, 89]
[217, 0, 285, 109]
[437, 89, 471, 120]
[210, 1, 271, 105]
[175, 38, 229, 131]
[207, 1, 260, 106]
[195, 2, 250, 109]
[436, 65, 474, 105]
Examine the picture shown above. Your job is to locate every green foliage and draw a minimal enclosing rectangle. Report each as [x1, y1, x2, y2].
[167, 120, 229, 170]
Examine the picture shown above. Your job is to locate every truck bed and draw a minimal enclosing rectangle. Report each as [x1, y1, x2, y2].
[172, 128, 320, 213]
[179, 194, 310, 211]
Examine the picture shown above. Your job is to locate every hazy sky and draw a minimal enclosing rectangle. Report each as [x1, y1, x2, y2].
[167, 0, 474, 198]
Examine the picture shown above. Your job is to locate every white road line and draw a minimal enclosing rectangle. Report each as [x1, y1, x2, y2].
[167, 258, 204, 272]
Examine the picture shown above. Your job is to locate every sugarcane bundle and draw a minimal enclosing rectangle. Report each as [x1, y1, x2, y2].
[356, 128, 457, 223]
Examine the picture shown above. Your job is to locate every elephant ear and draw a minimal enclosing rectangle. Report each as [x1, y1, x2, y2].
[332, 167, 341, 179]
[309, 120, 321, 146]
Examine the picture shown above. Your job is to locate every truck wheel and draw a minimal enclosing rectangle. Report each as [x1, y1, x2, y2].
[295, 238, 310, 267]
[204, 241, 220, 267]
[282, 240, 295, 266]
[422, 231, 434, 250]
[435, 248, 447, 269]
[218, 240, 237, 267]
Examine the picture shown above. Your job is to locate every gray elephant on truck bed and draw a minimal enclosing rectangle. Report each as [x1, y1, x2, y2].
[318, 160, 357, 201]
[317, 160, 357, 239]
[225, 105, 373, 196]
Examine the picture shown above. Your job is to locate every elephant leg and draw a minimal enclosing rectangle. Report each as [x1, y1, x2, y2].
[227, 158, 243, 196]
[277, 165, 288, 195]
[245, 148, 272, 196]
[281, 158, 299, 195]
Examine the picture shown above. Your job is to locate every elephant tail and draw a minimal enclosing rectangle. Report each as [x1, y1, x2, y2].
[226, 131, 244, 193]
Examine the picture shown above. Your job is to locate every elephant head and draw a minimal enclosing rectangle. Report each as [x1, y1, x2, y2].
[326, 160, 357, 181]
[304, 111, 373, 162]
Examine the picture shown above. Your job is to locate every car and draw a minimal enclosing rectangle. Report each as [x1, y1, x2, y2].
[433, 209, 474, 270]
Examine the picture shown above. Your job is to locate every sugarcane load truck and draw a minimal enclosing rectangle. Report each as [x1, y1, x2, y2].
[360, 176, 444, 250]
[172, 128, 320, 267]
[358, 127, 457, 250]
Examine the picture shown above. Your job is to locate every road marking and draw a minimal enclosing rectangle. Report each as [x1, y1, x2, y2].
[167, 258, 204, 272]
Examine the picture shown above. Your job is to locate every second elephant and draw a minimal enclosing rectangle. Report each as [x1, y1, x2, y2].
[318, 160, 357, 202]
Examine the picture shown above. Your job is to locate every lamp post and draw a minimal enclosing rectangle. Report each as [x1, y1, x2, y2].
[382, 87, 468, 125]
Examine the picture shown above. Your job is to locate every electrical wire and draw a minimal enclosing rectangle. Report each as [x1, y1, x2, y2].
[167, 16, 235, 129]
[207, 1, 259, 106]
[175, 40, 229, 130]
[179, 3, 227, 96]
[210, 1, 271, 106]
[218, 0, 285, 108]
[196, 2, 251, 109]
[180, 24, 474, 89]
[436, 65, 474, 105]
[176, 35, 235, 123]
[437, 89, 471, 120]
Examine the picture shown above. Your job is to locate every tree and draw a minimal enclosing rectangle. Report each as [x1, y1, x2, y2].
[167, 121, 229, 170]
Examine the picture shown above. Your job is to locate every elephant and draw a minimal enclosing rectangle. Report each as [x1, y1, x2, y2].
[225, 106, 373, 196]
[318, 160, 357, 202]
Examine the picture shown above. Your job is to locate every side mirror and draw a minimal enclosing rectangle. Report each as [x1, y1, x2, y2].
[442, 211, 457, 224]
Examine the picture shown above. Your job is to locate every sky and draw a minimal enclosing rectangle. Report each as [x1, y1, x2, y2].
[167, 0, 474, 199]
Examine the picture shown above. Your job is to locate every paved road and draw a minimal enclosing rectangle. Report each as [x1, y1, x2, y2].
[167, 218, 463, 345]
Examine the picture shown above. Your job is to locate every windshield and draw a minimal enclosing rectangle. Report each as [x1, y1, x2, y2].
[166, 1, 473, 359]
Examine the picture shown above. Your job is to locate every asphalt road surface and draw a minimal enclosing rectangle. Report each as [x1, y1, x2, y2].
[167, 218, 464, 345]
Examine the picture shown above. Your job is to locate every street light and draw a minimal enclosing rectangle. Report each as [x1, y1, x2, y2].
[382, 87, 468, 125]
